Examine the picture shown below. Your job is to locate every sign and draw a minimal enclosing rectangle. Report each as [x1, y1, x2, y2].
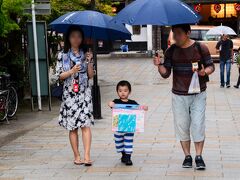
[24, 4, 51, 15]
[214, 4, 221, 13]
[112, 107, 145, 133]
[235, 3, 240, 11]
[194, 4, 202, 13]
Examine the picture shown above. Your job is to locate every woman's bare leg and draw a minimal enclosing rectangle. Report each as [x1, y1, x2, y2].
[69, 129, 81, 162]
[81, 127, 92, 162]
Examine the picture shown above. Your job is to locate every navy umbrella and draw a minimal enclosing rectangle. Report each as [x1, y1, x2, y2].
[49, 10, 131, 40]
[112, 0, 201, 25]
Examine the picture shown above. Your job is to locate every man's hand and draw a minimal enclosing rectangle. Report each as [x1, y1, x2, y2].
[153, 55, 161, 66]
[198, 64, 206, 77]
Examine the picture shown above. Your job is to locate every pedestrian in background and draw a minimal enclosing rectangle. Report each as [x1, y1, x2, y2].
[216, 34, 234, 88]
[55, 26, 94, 166]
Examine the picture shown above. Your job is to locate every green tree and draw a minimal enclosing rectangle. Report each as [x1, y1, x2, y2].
[45, 0, 117, 23]
[0, 0, 30, 37]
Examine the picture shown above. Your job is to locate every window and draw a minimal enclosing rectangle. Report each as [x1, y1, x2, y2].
[132, 25, 141, 35]
[190, 30, 201, 40]
[211, 4, 237, 18]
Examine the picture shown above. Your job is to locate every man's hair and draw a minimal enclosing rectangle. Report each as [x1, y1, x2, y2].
[172, 24, 191, 34]
[116, 80, 132, 92]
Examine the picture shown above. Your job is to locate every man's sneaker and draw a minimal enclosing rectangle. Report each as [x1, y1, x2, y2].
[220, 85, 224, 88]
[234, 85, 239, 89]
[121, 152, 126, 163]
[195, 155, 206, 170]
[125, 154, 133, 166]
[226, 84, 231, 88]
[182, 155, 193, 168]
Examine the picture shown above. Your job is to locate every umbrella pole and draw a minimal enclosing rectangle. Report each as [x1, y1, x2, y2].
[92, 40, 102, 119]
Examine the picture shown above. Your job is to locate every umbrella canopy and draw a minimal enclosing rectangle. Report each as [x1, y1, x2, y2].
[206, 26, 237, 36]
[111, 0, 201, 25]
[49, 10, 131, 40]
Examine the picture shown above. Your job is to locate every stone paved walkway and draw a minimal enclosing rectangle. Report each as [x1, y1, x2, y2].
[0, 58, 240, 180]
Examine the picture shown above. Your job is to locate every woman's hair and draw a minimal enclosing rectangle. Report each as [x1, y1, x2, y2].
[172, 24, 191, 34]
[116, 80, 132, 92]
[63, 25, 87, 53]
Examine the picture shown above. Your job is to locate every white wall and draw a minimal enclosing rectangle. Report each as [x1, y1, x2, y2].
[125, 25, 153, 50]
[125, 24, 147, 42]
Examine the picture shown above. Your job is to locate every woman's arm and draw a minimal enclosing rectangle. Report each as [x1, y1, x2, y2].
[87, 63, 94, 79]
[86, 52, 94, 79]
[59, 65, 80, 80]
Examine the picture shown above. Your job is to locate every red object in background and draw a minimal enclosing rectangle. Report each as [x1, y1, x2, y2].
[235, 3, 240, 11]
[214, 4, 221, 13]
[194, 4, 201, 13]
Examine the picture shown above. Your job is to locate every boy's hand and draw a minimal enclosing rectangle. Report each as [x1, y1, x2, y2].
[108, 101, 115, 108]
[140, 105, 148, 111]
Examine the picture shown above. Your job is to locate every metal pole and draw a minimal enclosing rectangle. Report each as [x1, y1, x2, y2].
[90, 0, 102, 119]
[32, 0, 42, 110]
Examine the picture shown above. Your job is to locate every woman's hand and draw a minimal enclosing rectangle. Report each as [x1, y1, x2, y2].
[86, 52, 93, 61]
[71, 64, 80, 74]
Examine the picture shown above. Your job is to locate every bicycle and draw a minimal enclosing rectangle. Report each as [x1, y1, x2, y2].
[0, 73, 18, 123]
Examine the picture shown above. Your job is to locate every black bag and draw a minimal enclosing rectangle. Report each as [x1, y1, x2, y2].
[51, 83, 63, 100]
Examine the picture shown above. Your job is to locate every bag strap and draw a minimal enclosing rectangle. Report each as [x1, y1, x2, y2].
[195, 41, 205, 65]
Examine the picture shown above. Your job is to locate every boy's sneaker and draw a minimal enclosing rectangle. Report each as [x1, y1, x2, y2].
[195, 155, 206, 170]
[220, 84, 224, 88]
[121, 152, 126, 163]
[125, 154, 133, 166]
[182, 155, 193, 168]
[226, 84, 231, 88]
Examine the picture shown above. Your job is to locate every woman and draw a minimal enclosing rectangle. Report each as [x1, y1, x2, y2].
[55, 26, 94, 166]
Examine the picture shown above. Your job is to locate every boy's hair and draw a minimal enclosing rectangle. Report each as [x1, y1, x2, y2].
[116, 80, 131, 92]
[172, 24, 191, 34]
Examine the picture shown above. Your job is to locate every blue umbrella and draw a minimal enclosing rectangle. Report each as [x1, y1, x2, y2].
[112, 0, 201, 25]
[49, 10, 131, 40]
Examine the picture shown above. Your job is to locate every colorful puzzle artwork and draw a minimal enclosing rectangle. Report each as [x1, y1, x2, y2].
[112, 107, 145, 133]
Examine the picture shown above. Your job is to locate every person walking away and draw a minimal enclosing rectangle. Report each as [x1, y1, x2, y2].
[216, 34, 233, 88]
[153, 24, 215, 170]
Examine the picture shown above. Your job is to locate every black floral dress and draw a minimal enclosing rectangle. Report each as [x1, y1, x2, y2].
[56, 51, 94, 131]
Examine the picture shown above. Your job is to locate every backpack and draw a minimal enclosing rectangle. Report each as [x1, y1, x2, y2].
[168, 41, 209, 82]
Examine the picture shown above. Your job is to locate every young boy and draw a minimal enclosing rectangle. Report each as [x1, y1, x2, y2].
[234, 64, 240, 89]
[108, 80, 148, 166]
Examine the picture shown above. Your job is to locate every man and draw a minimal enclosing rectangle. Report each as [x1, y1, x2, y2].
[216, 34, 233, 88]
[153, 24, 215, 170]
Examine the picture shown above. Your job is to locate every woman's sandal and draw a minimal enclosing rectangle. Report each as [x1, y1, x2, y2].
[84, 160, 93, 166]
[74, 159, 84, 165]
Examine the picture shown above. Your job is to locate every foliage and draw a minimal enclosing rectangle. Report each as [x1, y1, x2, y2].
[45, 0, 117, 23]
[0, 0, 31, 37]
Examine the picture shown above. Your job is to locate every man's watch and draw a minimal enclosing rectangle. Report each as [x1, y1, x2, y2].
[158, 63, 164, 66]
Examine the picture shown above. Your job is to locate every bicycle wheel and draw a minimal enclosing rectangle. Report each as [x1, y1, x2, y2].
[0, 94, 8, 121]
[7, 86, 18, 118]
